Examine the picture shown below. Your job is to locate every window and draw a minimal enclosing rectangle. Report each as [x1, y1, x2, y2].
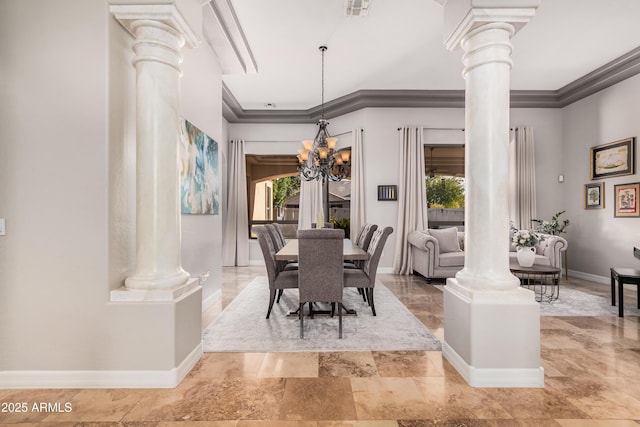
[425, 145, 465, 228]
[246, 154, 352, 238]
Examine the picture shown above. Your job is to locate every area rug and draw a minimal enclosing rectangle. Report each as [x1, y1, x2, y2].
[203, 276, 442, 352]
[435, 284, 639, 317]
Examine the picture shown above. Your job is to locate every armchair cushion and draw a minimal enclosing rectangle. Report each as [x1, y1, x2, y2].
[428, 227, 461, 253]
[439, 252, 465, 267]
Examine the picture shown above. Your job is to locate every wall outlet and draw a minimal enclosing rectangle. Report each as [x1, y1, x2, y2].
[0, 218, 5, 236]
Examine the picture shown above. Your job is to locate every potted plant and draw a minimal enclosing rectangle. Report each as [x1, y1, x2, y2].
[512, 229, 546, 267]
[532, 210, 569, 235]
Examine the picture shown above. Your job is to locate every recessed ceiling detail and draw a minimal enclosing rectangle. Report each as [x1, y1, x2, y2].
[222, 0, 640, 117]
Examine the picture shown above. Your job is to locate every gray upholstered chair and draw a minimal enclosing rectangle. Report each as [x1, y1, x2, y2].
[354, 223, 378, 251]
[266, 223, 297, 303]
[346, 223, 378, 270]
[254, 225, 299, 319]
[272, 223, 288, 246]
[343, 226, 393, 316]
[297, 228, 345, 338]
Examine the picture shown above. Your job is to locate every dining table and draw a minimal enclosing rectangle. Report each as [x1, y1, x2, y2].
[275, 238, 368, 316]
[275, 238, 368, 261]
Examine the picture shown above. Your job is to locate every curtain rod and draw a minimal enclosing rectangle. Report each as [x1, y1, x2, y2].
[397, 127, 464, 131]
[241, 128, 363, 143]
[396, 127, 516, 131]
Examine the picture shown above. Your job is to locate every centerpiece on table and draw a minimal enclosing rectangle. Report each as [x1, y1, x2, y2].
[512, 229, 546, 267]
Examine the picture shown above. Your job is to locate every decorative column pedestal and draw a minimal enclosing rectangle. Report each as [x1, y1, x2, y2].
[442, 1, 543, 387]
[110, 4, 200, 301]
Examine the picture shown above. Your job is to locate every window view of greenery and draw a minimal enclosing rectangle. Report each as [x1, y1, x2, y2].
[272, 176, 300, 220]
[426, 177, 465, 208]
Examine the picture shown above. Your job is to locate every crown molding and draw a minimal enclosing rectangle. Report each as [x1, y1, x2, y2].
[203, 0, 257, 75]
[223, 47, 640, 124]
[556, 46, 640, 107]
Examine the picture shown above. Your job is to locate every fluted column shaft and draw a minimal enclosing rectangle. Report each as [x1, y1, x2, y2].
[454, 23, 520, 291]
[125, 19, 189, 290]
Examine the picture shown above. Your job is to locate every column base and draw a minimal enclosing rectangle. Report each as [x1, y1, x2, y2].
[124, 269, 190, 292]
[443, 277, 544, 388]
[112, 277, 199, 302]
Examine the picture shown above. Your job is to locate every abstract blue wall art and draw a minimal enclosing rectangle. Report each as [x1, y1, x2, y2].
[179, 119, 219, 214]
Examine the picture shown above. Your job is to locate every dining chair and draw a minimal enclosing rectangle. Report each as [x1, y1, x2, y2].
[254, 225, 299, 319]
[266, 223, 297, 303]
[345, 223, 379, 301]
[343, 226, 393, 316]
[345, 223, 378, 269]
[297, 228, 345, 338]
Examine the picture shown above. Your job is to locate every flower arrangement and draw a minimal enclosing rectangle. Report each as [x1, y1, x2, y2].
[511, 229, 545, 248]
[532, 210, 569, 235]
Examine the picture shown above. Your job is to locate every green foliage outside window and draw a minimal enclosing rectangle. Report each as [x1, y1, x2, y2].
[272, 176, 301, 209]
[426, 177, 465, 208]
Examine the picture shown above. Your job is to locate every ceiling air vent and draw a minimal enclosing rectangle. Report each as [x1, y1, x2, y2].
[345, 0, 370, 16]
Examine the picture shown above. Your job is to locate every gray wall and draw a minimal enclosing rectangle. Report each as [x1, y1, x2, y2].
[562, 73, 640, 280]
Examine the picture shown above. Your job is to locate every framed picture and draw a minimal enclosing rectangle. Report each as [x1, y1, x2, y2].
[584, 182, 605, 209]
[377, 185, 397, 201]
[614, 182, 640, 218]
[590, 137, 635, 179]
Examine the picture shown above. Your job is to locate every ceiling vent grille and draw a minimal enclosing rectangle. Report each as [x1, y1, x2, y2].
[345, 0, 370, 16]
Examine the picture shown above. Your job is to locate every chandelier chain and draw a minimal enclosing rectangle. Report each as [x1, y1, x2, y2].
[321, 45, 325, 119]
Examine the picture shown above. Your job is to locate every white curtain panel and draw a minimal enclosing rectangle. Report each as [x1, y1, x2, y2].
[350, 128, 365, 240]
[298, 177, 323, 230]
[508, 127, 537, 230]
[393, 127, 428, 275]
[222, 140, 249, 266]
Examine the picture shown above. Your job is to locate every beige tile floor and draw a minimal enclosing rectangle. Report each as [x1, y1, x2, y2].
[2, 266, 640, 426]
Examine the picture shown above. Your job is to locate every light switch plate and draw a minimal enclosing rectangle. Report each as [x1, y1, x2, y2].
[0, 218, 5, 236]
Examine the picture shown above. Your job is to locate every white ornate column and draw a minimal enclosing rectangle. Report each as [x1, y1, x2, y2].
[110, 4, 199, 298]
[442, 0, 543, 387]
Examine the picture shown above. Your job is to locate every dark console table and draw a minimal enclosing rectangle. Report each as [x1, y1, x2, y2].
[610, 247, 640, 317]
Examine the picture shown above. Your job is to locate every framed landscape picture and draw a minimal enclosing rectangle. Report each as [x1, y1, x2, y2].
[584, 182, 604, 209]
[614, 182, 640, 218]
[590, 137, 635, 179]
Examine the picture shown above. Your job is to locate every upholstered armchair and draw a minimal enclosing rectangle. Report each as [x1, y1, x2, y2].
[407, 227, 465, 282]
[297, 228, 345, 338]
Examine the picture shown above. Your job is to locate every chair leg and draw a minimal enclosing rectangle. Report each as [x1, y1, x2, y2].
[359, 288, 367, 302]
[368, 289, 376, 316]
[308, 302, 314, 318]
[338, 302, 343, 339]
[299, 302, 304, 339]
[266, 289, 277, 319]
[330, 302, 335, 317]
[276, 289, 284, 303]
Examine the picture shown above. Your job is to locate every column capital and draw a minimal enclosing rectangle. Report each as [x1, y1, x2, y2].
[110, 3, 200, 48]
[443, 0, 540, 51]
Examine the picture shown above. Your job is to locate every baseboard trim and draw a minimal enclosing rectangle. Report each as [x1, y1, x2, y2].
[0, 342, 203, 389]
[443, 341, 544, 388]
[202, 289, 221, 312]
[568, 270, 609, 285]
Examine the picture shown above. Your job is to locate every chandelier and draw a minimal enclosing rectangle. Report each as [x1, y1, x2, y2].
[297, 46, 351, 181]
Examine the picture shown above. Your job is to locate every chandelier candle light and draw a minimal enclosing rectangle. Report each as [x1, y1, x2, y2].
[297, 45, 351, 220]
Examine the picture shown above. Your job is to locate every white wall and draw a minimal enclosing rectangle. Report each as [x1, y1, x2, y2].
[231, 107, 565, 270]
[180, 39, 224, 307]
[561, 73, 640, 278]
[0, 0, 217, 375]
